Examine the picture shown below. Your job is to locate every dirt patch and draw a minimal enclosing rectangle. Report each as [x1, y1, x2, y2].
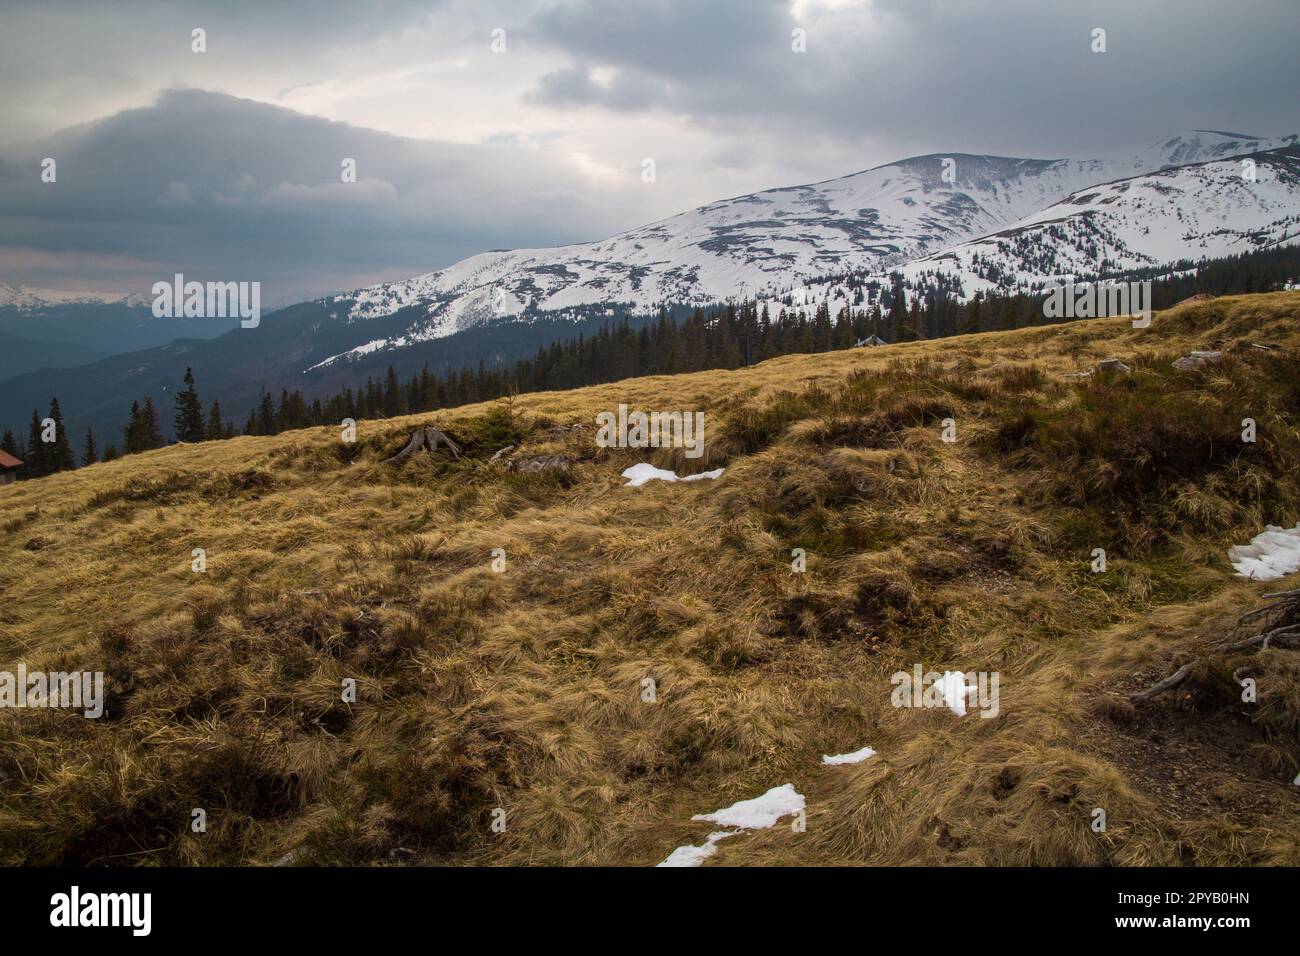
[1077, 670, 1300, 832]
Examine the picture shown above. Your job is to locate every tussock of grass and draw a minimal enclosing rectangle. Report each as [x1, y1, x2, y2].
[1, 293, 1298, 866]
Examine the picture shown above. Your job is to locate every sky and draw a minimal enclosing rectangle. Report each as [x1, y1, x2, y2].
[2, 0, 1297, 302]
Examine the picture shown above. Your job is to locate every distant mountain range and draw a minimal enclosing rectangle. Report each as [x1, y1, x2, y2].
[0, 293, 241, 382]
[309, 130, 1297, 368]
[2, 129, 1297, 456]
[895, 145, 1300, 297]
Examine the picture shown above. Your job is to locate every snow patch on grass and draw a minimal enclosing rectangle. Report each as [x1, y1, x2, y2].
[1228, 524, 1300, 581]
[657, 784, 805, 867]
[622, 463, 725, 487]
[936, 670, 969, 716]
[822, 745, 877, 766]
[656, 830, 737, 868]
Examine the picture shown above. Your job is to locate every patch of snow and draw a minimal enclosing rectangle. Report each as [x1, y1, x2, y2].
[681, 469, 725, 483]
[1228, 524, 1300, 581]
[936, 671, 969, 717]
[622, 463, 725, 487]
[690, 783, 806, 830]
[656, 831, 737, 868]
[656, 784, 805, 867]
[822, 745, 877, 766]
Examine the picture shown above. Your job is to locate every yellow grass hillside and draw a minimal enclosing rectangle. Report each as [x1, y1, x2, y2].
[2, 292, 1299, 866]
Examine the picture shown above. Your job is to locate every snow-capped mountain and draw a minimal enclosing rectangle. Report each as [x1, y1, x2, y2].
[893, 145, 1300, 298]
[1132, 130, 1298, 169]
[0, 283, 146, 310]
[312, 132, 1297, 367]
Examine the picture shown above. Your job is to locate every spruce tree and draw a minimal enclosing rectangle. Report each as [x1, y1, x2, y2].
[256, 391, 275, 434]
[888, 286, 908, 343]
[47, 398, 75, 471]
[81, 428, 98, 467]
[139, 397, 164, 450]
[102, 444, 119, 462]
[26, 410, 47, 476]
[205, 400, 226, 441]
[124, 400, 142, 454]
[383, 366, 402, 417]
[174, 367, 205, 443]
[812, 301, 833, 352]
[906, 299, 923, 341]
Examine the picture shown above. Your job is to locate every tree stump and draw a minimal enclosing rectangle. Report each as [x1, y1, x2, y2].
[381, 426, 462, 464]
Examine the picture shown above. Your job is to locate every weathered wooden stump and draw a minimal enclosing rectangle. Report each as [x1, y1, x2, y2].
[382, 426, 462, 464]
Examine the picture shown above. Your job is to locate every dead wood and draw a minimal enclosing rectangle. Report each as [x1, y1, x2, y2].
[1130, 662, 1194, 702]
[1131, 590, 1300, 703]
[381, 427, 462, 464]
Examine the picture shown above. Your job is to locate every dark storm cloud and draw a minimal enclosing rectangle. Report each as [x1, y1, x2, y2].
[1, 0, 1297, 300]
[0, 0, 451, 144]
[0, 90, 643, 302]
[523, 0, 1300, 160]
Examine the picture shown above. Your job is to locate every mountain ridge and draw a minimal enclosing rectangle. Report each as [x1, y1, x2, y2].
[313, 132, 1297, 369]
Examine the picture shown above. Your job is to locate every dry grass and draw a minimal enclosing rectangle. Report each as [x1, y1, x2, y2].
[1, 292, 1298, 866]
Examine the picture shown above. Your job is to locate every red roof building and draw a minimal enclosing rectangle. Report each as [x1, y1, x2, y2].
[0, 449, 22, 485]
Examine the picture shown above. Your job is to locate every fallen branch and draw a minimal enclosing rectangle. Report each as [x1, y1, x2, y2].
[1132, 590, 1300, 704]
[1130, 662, 1194, 702]
[1213, 623, 1300, 652]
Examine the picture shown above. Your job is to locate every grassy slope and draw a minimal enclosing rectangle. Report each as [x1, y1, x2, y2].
[1, 292, 1298, 866]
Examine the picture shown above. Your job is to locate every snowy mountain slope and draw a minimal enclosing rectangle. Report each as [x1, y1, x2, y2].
[894, 145, 1300, 297]
[0, 284, 143, 310]
[311, 132, 1296, 367]
[1132, 130, 1298, 169]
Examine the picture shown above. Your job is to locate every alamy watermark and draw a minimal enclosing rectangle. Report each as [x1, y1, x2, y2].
[151, 273, 261, 328]
[1043, 279, 1152, 328]
[891, 665, 1000, 718]
[50, 886, 150, 936]
[595, 404, 705, 459]
[1, 666, 104, 718]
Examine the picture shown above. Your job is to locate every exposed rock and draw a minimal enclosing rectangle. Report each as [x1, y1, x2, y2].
[507, 454, 571, 475]
[1171, 350, 1223, 370]
[1061, 369, 1095, 380]
[272, 846, 310, 867]
[1097, 357, 1131, 373]
[488, 445, 515, 463]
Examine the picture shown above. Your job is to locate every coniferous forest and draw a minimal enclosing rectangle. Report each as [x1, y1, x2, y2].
[4, 244, 1297, 478]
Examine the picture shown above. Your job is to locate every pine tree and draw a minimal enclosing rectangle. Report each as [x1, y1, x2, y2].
[81, 428, 98, 467]
[139, 397, 164, 450]
[812, 301, 833, 352]
[255, 391, 275, 435]
[888, 285, 908, 343]
[26, 410, 47, 477]
[102, 444, 119, 462]
[205, 400, 226, 441]
[0, 429, 18, 459]
[174, 367, 205, 443]
[383, 366, 402, 417]
[47, 398, 75, 472]
[906, 299, 923, 341]
[124, 400, 142, 454]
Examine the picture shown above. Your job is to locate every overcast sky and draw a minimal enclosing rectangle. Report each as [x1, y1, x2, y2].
[2, 0, 1297, 301]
